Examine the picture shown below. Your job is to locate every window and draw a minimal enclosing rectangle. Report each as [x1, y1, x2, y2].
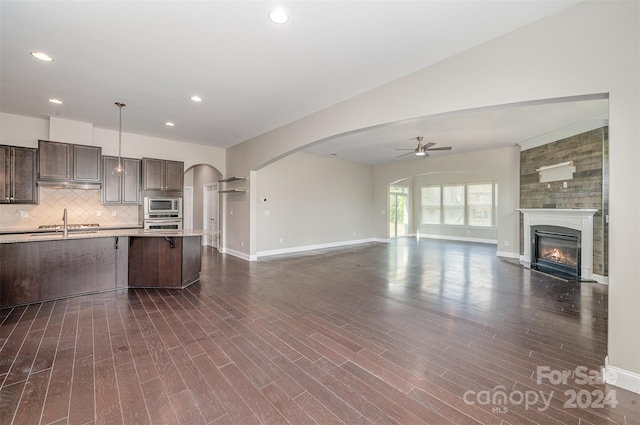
[467, 183, 493, 226]
[421, 186, 441, 224]
[421, 182, 496, 227]
[443, 185, 465, 225]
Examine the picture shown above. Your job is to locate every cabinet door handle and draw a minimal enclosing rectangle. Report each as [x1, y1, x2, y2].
[164, 236, 175, 249]
[11, 158, 16, 199]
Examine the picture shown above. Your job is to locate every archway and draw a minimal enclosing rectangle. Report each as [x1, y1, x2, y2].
[184, 164, 222, 247]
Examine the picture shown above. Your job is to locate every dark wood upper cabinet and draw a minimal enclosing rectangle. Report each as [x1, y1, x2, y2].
[38, 140, 71, 180]
[38, 140, 101, 184]
[73, 144, 101, 182]
[102, 156, 141, 205]
[0, 145, 7, 202]
[121, 158, 141, 203]
[165, 160, 184, 191]
[0, 145, 38, 204]
[142, 158, 164, 191]
[142, 158, 184, 192]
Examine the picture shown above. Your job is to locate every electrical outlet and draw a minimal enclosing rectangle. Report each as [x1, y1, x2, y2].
[18, 210, 28, 218]
[241, 241, 244, 247]
[230, 210, 234, 215]
[96, 211, 102, 217]
[504, 240, 509, 247]
[265, 210, 270, 216]
[111, 210, 117, 217]
[279, 238, 283, 243]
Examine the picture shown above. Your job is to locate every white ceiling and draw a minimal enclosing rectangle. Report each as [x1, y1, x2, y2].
[1, 0, 601, 165]
[305, 97, 609, 164]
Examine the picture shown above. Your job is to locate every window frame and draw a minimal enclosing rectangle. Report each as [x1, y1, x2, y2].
[420, 182, 497, 227]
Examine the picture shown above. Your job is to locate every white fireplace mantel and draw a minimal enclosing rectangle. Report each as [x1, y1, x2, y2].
[517, 208, 599, 281]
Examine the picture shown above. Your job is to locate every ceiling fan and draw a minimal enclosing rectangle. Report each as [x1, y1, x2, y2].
[395, 136, 452, 158]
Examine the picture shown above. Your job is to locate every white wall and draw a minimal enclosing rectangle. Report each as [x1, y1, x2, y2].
[0, 113, 49, 144]
[226, 2, 639, 385]
[256, 152, 373, 254]
[0, 112, 226, 173]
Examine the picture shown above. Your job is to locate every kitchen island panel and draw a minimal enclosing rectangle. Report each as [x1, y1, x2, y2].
[128, 236, 181, 287]
[0, 238, 119, 308]
[128, 235, 201, 288]
[182, 235, 201, 286]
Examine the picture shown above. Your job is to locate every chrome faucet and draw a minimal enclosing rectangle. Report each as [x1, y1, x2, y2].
[62, 208, 68, 238]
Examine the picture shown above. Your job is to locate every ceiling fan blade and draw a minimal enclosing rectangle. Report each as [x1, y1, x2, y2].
[395, 151, 415, 158]
[422, 142, 436, 149]
[394, 148, 414, 151]
[425, 146, 452, 151]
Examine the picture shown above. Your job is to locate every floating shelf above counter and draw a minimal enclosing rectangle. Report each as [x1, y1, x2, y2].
[218, 176, 247, 193]
[219, 189, 246, 193]
[218, 176, 246, 183]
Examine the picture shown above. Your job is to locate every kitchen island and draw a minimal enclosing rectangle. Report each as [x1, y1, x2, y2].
[0, 229, 208, 308]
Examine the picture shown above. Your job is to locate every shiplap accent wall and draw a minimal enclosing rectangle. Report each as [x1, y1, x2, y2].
[519, 127, 608, 276]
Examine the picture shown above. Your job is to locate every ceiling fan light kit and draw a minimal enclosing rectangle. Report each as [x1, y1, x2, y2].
[395, 136, 452, 159]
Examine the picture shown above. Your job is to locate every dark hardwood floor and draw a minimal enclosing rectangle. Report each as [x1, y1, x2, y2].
[1, 238, 638, 425]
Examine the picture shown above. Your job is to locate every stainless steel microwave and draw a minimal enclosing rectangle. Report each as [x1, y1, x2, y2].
[143, 197, 182, 218]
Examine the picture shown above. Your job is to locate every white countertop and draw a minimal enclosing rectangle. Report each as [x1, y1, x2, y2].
[0, 229, 213, 244]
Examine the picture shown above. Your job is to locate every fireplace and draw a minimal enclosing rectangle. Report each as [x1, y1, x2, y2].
[531, 225, 581, 279]
[517, 208, 599, 282]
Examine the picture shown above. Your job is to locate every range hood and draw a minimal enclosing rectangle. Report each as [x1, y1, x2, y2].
[37, 180, 102, 190]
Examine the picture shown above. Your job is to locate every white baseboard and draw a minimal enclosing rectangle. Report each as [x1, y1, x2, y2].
[605, 364, 640, 394]
[256, 238, 377, 259]
[592, 273, 609, 284]
[496, 250, 519, 259]
[421, 234, 497, 245]
[223, 247, 254, 261]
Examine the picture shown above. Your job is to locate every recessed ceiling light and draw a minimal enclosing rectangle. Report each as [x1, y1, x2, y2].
[31, 52, 54, 62]
[268, 8, 289, 24]
[165, 122, 175, 127]
[48, 98, 63, 104]
[190, 95, 202, 102]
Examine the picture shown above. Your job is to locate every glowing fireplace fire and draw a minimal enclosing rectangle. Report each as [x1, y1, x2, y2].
[544, 248, 565, 262]
[532, 225, 581, 279]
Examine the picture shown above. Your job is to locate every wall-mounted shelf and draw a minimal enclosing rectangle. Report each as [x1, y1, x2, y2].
[218, 176, 246, 183]
[218, 176, 247, 194]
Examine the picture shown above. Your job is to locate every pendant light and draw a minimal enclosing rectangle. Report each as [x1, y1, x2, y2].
[112, 102, 127, 176]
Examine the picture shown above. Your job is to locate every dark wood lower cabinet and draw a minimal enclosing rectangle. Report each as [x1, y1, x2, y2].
[0, 235, 200, 308]
[0, 237, 127, 308]
[128, 236, 201, 288]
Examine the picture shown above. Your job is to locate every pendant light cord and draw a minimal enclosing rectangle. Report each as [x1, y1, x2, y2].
[113, 102, 126, 176]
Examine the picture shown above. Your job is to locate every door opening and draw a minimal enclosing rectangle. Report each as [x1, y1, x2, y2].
[203, 183, 219, 249]
[389, 186, 408, 238]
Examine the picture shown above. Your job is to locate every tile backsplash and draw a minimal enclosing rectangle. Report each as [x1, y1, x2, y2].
[0, 188, 139, 229]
